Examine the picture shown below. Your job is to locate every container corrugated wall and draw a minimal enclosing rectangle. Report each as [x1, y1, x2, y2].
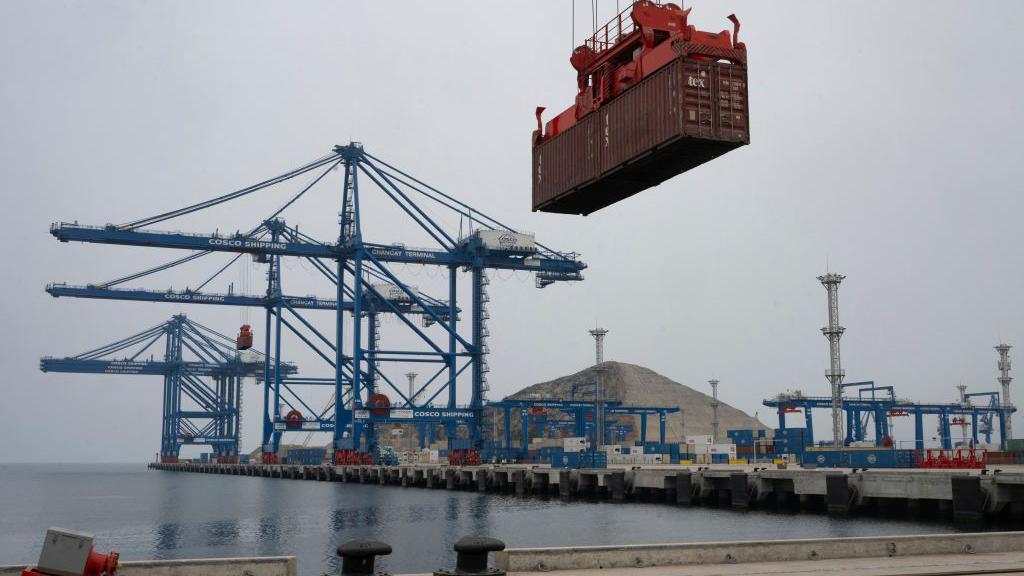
[533, 112, 599, 210]
[599, 58, 686, 173]
[533, 56, 749, 215]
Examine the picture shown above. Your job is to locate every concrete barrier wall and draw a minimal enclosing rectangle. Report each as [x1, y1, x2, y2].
[493, 531, 1024, 572]
[0, 556, 296, 576]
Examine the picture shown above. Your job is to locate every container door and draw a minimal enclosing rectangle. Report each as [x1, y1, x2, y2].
[714, 63, 749, 142]
[682, 60, 715, 139]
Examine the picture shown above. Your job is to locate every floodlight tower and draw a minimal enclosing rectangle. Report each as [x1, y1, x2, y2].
[818, 272, 846, 447]
[709, 379, 720, 443]
[996, 343, 1013, 441]
[405, 372, 418, 404]
[957, 384, 968, 404]
[589, 327, 608, 366]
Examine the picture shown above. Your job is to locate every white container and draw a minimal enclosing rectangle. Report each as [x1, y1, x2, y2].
[563, 437, 588, 451]
[686, 435, 714, 445]
[689, 443, 711, 455]
[467, 230, 537, 253]
[709, 443, 737, 455]
[367, 282, 419, 302]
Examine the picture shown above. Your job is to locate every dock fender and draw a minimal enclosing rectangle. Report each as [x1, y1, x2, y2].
[826, 473, 854, 514]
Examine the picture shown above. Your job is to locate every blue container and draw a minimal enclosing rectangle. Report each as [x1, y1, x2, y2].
[550, 451, 607, 469]
[642, 442, 671, 454]
[801, 448, 915, 468]
[728, 429, 754, 444]
[449, 438, 472, 450]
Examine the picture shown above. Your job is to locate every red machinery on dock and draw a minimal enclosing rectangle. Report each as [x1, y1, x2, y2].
[533, 1, 749, 215]
[22, 529, 118, 576]
[915, 448, 986, 469]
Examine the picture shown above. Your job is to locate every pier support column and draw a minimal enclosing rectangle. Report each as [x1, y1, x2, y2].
[559, 470, 572, 498]
[663, 475, 677, 503]
[826, 474, 851, 515]
[578, 473, 596, 497]
[730, 473, 750, 509]
[610, 471, 626, 501]
[477, 471, 488, 492]
[445, 469, 456, 490]
[951, 476, 983, 522]
[513, 470, 526, 495]
[675, 472, 694, 505]
[533, 473, 549, 494]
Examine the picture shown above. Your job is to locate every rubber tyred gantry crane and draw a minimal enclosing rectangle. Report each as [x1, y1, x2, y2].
[49, 142, 586, 464]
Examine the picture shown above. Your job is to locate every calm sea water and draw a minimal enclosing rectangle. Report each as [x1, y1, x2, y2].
[0, 464, 986, 574]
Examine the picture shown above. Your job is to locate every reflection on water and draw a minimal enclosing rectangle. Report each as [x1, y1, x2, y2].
[154, 523, 180, 551]
[203, 520, 239, 546]
[0, 464, 991, 575]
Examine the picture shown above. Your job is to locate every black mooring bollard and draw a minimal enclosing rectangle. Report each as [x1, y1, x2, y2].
[337, 538, 392, 575]
[434, 535, 506, 576]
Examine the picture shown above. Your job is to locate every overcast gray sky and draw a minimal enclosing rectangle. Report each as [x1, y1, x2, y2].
[2, 1, 1022, 462]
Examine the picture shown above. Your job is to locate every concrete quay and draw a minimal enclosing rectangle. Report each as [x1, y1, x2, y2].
[149, 462, 1024, 522]
[494, 531, 1024, 575]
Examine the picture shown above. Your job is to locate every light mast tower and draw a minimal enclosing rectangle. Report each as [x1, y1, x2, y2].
[709, 379, 720, 443]
[818, 273, 846, 447]
[589, 327, 609, 365]
[996, 344, 1013, 441]
[588, 327, 609, 447]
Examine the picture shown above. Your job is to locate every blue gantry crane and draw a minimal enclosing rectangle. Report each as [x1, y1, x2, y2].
[47, 257, 455, 460]
[49, 142, 586, 464]
[40, 314, 295, 462]
[765, 384, 1013, 451]
[485, 398, 679, 461]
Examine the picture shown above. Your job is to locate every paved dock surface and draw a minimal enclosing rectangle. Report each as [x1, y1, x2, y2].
[506, 551, 1024, 575]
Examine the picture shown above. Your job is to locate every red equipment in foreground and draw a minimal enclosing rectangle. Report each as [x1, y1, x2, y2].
[449, 449, 482, 466]
[533, 1, 749, 215]
[236, 324, 253, 350]
[334, 449, 374, 465]
[915, 448, 986, 469]
[22, 528, 118, 576]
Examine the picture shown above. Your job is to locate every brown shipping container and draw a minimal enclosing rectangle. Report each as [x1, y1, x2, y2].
[533, 56, 749, 215]
[531, 113, 599, 211]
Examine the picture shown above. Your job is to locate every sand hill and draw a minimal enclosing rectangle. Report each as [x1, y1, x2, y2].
[506, 361, 768, 443]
